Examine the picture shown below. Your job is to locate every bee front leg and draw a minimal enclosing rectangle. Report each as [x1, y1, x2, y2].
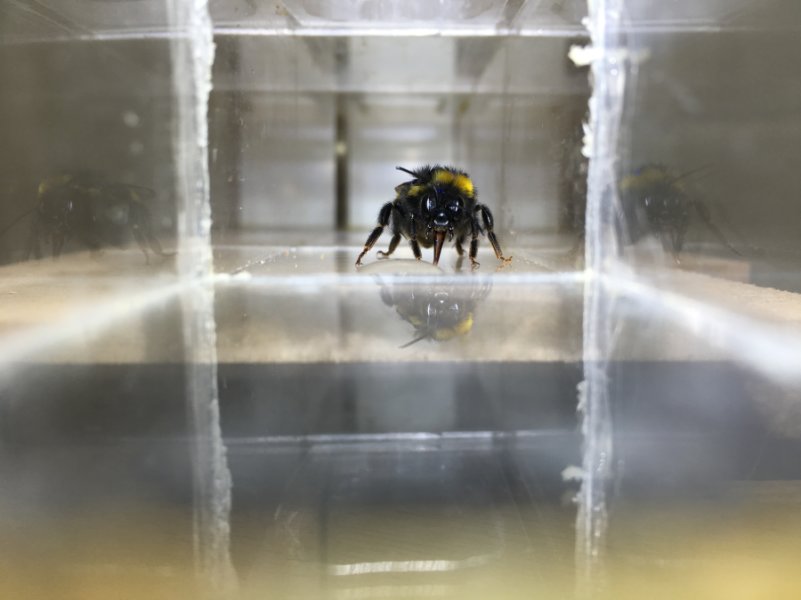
[660, 229, 684, 265]
[476, 203, 512, 264]
[409, 238, 422, 260]
[455, 236, 465, 256]
[356, 201, 393, 266]
[131, 225, 151, 264]
[406, 214, 422, 260]
[455, 235, 466, 270]
[469, 218, 481, 270]
[469, 239, 480, 269]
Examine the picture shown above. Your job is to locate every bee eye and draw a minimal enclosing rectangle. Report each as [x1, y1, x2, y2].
[424, 197, 436, 213]
[448, 203, 461, 214]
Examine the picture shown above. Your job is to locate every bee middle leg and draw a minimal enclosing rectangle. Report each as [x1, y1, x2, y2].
[356, 201, 393, 266]
[378, 206, 407, 259]
[377, 233, 401, 259]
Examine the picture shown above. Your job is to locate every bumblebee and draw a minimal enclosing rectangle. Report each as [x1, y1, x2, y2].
[378, 278, 491, 348]
[618, 164, 740, 262]
[26, 173, 171, 263]
[356, 165, 512, 269]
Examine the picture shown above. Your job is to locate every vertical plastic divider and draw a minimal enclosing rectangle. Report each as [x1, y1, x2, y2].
[167, 0, 238, 595]
[576, 0, 626, 596]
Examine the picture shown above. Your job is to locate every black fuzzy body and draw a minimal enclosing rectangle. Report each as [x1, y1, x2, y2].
[392, 166, 475, 249]
[356, 165, 511, 268]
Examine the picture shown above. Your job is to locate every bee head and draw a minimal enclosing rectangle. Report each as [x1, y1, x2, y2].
[398, 166, 475, 226]
[420, 186, 466, 234]
[397, 165, 477, 264]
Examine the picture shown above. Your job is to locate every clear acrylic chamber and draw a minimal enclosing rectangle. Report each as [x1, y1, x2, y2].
[1, 1, 800, 599]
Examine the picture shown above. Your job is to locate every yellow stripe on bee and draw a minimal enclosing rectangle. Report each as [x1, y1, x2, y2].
[432, 313, 474, 341]
[433, 169, 474, 197]
[407, 185, 424, 197]
[455, 312, 474, 335]
[453, 174, 474, 197]
[620, 166, 675, 192]
[38, 174, 72, 195]
[433, 169, 455, 186]
[433, 328, 456, 342]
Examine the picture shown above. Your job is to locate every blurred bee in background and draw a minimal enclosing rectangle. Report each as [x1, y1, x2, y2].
[618, 164, 741, 263]
[559, 127, 741, 264]
[21, 173, 171, 263]
[356, 165, 512, 269]
[378, 277, 492, 348]
[557, 108, 743, 264]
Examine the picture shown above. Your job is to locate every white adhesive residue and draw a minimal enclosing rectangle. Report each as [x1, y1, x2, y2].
[575, 0, 627, 595]
[168, 0, 237, 595]
[562, 465, 585, 482]
[569, 45, 650, 67]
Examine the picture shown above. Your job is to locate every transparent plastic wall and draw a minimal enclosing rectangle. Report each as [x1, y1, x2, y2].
[2, 0, 801, 599]
[581, 0, 801, 597]
[0, 1, 230, 597]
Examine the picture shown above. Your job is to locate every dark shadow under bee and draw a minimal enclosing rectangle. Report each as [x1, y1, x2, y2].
[356, 165, 512, 269]
[22, 173, 172, 264]
[377, 277, 492, 348]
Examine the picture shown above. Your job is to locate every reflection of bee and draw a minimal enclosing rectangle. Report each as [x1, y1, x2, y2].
[378, 278, 492, 348]
[27, 173, 171, 263]
[356, 165, 511, 269]
[618, 164, 740, 262]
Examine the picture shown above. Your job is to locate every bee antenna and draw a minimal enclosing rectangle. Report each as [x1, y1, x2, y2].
[0, 207, 36, 238]
[396, 166, 418, 178]
[399, 333, 428, 349]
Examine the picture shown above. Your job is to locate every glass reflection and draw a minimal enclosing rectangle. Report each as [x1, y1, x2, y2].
[617, 164, 742, 263]
[25, 173, 172, 263]
[375, 275, 492, 348]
